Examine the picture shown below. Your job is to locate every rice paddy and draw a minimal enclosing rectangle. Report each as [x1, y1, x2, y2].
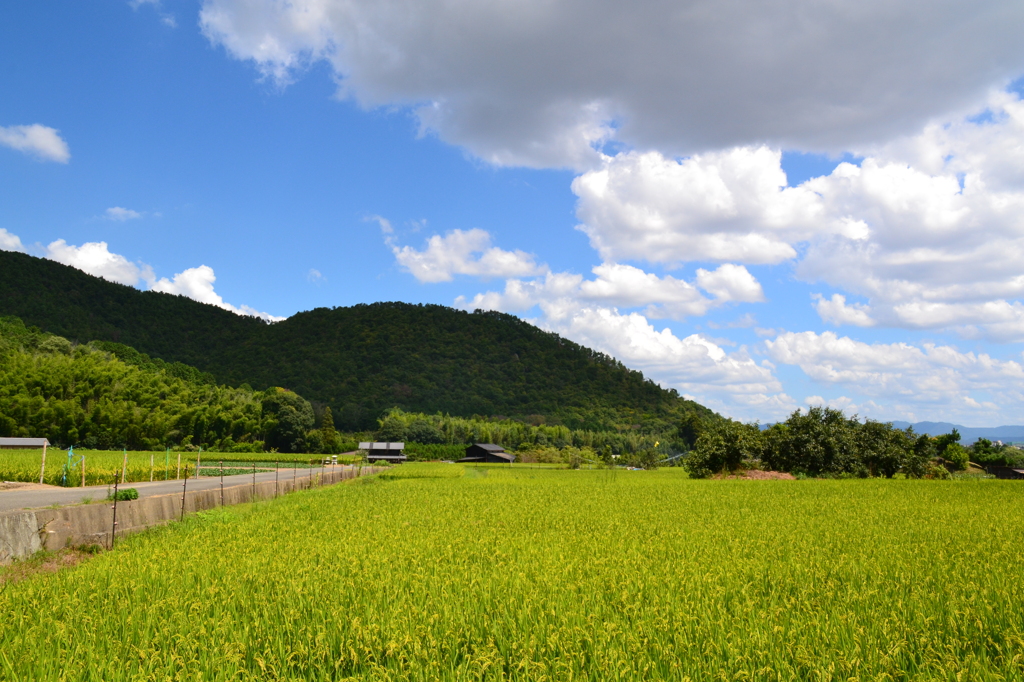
[1, 464, 1023, 680]
[0, 448, 360, 486]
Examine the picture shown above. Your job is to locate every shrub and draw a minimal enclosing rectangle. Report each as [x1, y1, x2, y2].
[109, 488, 139, 501]
[944, 443, 969, 471]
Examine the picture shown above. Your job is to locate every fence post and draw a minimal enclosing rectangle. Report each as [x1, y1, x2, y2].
[150, 451, 154, 482]
[39, 442, 48, 485]
[111, 474, 120, 550]
[196, 447, 202, 479]
[180, 465, 188, 521]
[81, 454, 86, 488]
[251, 463, 256, 501]
[176, 452, 181, 480]
[275, 460, 279, 498]
[220, 460, 224, 507]
[121, 448, 128, 484]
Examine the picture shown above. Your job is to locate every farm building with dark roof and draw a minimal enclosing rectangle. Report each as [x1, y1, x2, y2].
[458, 443, 515, 464]
[358, 442, 407, 463]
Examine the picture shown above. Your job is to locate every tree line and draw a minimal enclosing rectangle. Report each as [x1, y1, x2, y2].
[373, 408, 683, 456]
[683, 407, 1021, 478]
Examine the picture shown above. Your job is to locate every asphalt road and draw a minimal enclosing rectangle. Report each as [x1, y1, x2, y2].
[0, 464, 353, 512]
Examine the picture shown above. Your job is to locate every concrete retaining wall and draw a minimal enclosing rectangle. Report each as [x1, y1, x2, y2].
[0, 465, 384, 564]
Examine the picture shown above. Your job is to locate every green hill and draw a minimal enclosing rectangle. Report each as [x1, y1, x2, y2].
[0, 316, 270, 451]
[0, 251, 716, 432]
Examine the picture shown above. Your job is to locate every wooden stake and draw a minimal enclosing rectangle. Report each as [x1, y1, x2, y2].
[121, 448, 128, 483]
[39, 442, 47, 485]
[176, 451, 181, 480]
[150, 451, 154, 482]
[81, 454, 86, 488]
[111, 473, 120, 550]
[180, 465, 188, 521]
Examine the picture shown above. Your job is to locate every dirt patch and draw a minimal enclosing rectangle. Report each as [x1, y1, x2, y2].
[0, 481, 59, 491]
[716, 470, 796, 480]
[0, 546, 100, 587]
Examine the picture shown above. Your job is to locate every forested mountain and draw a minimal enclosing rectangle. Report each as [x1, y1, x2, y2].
[0, 251, 716, 431]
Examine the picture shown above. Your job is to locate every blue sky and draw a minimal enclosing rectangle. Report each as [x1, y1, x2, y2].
[3, 0, 1024, 425]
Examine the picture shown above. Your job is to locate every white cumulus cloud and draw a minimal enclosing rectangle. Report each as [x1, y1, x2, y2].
[696, 263, 765, 303]
[813, 294, 875, 327]
[44, 240, 154, 286]
[766, 331, 1023, 422]
[199, 0, 1024, 169]
[151, 266, 284, 322]
[458, 262, 763, 320]
[0, 124, 70, 163]
[385, 226, 546, 283]
[792, 92, 1024, 339]
[1, 228, 281, 322]
[573, 91, 1024, 341]
[573, 147, 829, 264]
[539, 304, 793, 419]
[0, 229, 25, 252]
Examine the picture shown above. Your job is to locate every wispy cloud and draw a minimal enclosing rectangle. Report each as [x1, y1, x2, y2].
[105, 207, 143, 221]
[0, 124, 70, 163]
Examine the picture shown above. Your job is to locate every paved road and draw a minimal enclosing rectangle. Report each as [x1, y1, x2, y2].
[0, 464, 354, 512]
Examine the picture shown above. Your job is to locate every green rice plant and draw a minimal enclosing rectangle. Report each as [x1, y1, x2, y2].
[0, 448, 362, 486]
[0, 448, 171, 486]
[1, 467, 1023, 680]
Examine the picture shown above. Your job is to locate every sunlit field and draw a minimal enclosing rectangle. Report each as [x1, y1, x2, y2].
[0, 448, 360, 486]
[2, 464, 1022, 680]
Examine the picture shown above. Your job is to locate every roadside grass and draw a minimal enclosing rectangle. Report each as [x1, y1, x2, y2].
[0, 546, 101, 588]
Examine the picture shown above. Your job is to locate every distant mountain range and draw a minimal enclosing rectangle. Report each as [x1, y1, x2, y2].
[758, 417, 1024, 444]
[890, 422, 1024, 444]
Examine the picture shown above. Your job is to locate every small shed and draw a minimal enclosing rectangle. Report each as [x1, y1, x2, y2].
[0, 438, 52, 484]
[458, 443, 515, 464]
[0, 437, 50, 449]
[359, 442, 407, 464]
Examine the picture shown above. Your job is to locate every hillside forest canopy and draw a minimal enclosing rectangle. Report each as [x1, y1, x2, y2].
[0, 316, 700, 457]
[0, 250, 712, 433]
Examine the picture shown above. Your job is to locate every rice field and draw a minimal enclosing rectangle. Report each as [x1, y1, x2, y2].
[2, 464, 1023, 680]
[0, 448, 361, 486]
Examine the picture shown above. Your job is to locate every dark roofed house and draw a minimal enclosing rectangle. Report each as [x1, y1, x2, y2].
[359, 442, 407, 464]
[458, 443, 515, 464]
